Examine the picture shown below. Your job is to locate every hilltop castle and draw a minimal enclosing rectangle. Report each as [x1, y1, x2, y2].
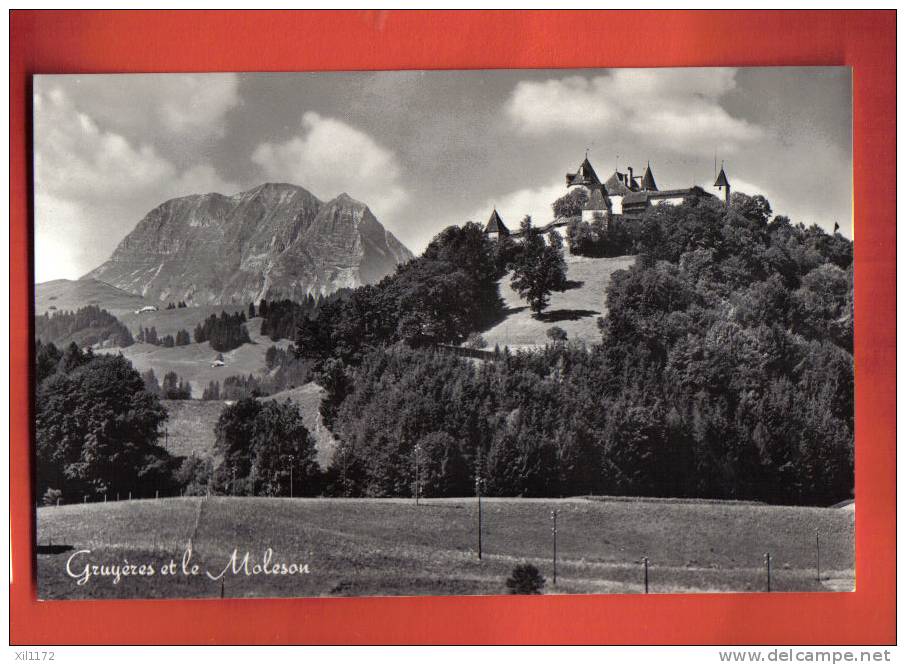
[484, 155, 731, 238]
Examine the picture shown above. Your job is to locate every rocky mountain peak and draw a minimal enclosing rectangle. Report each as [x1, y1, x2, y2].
[83, 183, 414, 305]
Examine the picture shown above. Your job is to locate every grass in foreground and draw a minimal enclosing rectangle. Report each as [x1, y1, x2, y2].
[36, 496, 854, 599]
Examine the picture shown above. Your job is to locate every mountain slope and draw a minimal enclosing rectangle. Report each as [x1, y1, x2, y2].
[35, 278, 150, 316]
[83, 183, 414, 305]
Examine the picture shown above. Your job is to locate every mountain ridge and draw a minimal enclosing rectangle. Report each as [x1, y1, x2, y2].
[83, 183, 414, 305]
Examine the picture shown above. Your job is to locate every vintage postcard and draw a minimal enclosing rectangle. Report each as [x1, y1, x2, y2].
[32, 67, 854, 600]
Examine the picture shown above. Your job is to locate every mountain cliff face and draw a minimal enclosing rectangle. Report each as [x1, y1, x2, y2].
[84, 183, 414, 305]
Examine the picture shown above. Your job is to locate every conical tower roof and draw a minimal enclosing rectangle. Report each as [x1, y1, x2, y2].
[583, 185, 611, 211]
[566, 157, 601, 188]
[641, 163, 658, 191]
[484, 209, 510, 235]
[714, 166, 730, 188]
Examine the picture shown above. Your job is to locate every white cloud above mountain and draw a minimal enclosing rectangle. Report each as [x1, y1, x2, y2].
[506, 68, 764, 155]
[39, 73, 240, 141]
[251, 111, 409, 220]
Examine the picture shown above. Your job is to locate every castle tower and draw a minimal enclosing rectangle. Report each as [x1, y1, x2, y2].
[714, 164, 731, 206]
[483, 208, 510, 240]
[565, 155, 601, 190]
[582, 185, 613, 228]
[641, 162, 658, 191]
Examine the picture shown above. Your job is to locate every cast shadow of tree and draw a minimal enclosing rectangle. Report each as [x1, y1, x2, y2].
[535, 308, 600, 323]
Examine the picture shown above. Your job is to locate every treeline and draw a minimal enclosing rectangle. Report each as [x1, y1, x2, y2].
[34, 341, 179, 502]
[318, 196, 853, 505]
[142, 368, 192, 400]
[297, 222, 508, 365]
[137, 327, 192, 347]
[194, 311, 251, 352]
[259, 296, 325, 341]
[35, 305, 134, 348]
[202, 374, 267, 401]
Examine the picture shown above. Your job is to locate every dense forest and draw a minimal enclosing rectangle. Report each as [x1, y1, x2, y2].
[193, 311, 251, 352]
[34, 341, 179, 502]
[309, 193, 853, 505]
[259, 296, 325, 341]
[34, 305, 134, 348]
[296, 222, 508, 365]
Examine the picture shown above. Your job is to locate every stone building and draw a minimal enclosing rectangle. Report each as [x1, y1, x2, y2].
[483, 155, 733, 239]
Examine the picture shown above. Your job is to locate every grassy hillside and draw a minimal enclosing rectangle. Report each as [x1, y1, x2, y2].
[99, 318, 290, 397]
[36, 496, 853, 599]
[480, 251, 636, 351]
[263, 384, 337, 467]
[161, 383, 336, 467]
[160, 400, 225, 458]
[35, 278, 150, 316]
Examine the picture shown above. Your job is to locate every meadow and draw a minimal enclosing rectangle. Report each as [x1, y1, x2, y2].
[36, 496, 854, 599]
[100, 317, 291, 397]
[480, 252, 636, 351]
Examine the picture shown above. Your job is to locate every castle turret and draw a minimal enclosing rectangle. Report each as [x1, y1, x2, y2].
[582, 185, 613, 228]
[714, 165, 731, 206]
[483, 208, 510, 239]
[565, 156, 601, 189]
[641, 162, 658, 191]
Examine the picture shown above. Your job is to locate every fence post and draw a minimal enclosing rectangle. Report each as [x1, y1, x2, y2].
[83, 495, 87, 504]
[156, 490, 159, 500]
[103, 494, 107, 503]
[56, 498, 61, 507]
[550, 509, 558, 586]
[643, 557, 649, 594]
[129, 491, 132, 501]
[475, 475, 483, 560]
[815, 529, 821, 582]
[765, 552, 772, 592]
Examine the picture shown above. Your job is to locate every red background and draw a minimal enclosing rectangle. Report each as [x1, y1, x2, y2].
[9, 10, 896, 645]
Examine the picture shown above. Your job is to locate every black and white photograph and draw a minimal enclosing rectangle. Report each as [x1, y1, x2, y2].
[33, 67, 855, 599]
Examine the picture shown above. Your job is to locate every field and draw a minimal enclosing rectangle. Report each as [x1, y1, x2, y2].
[162, 383, 337, 467]
[99, 317, 290, 398]
[36, 496, 854, 599]
[480, 252, 636, 351]
[160, 400, 225, 458]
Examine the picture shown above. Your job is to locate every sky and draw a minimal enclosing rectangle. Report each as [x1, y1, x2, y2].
[33, 67, 852, 283]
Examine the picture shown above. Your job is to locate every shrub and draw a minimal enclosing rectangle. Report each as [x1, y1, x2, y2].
[465, 332, 488, 349]
[546, 326, 568, 342]
[42, 488, 63, 506]
[506, 563, 546, 594]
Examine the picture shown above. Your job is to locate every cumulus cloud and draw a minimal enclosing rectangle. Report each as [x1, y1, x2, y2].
[39, 73, 240, 141]
[33, 87, 238, 282]
[157, 74, 240, 135]
[506, 68, 763, 155]
[251, 111, 408, 219]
